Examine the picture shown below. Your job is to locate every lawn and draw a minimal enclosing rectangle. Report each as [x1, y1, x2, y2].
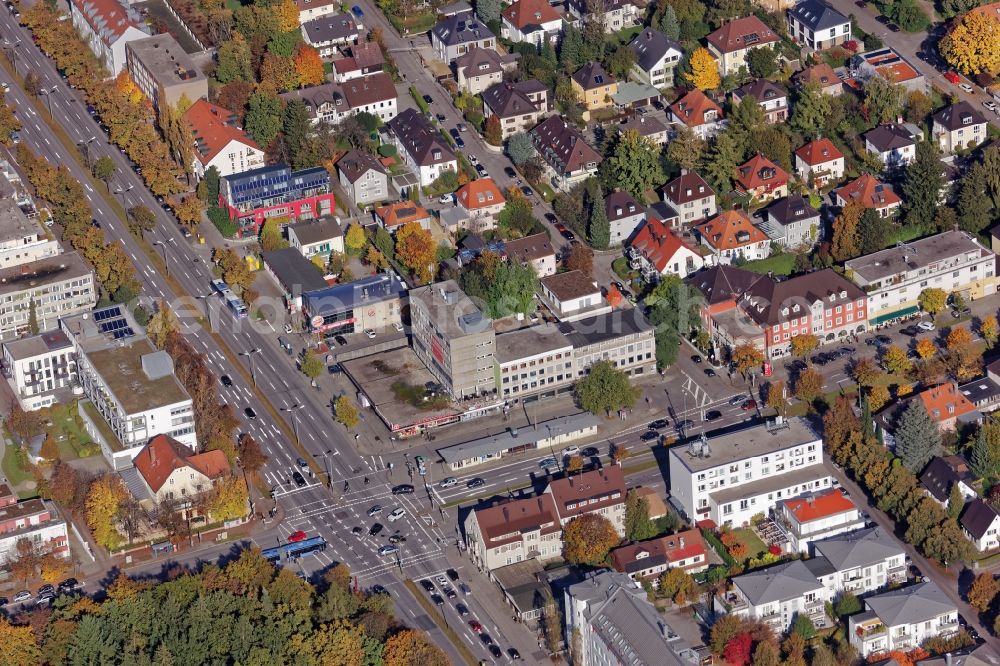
[44, 401, 98, 459]
[536, 182, 556, 203]
[2, 441, 33, 490]
[732, 527, 768, 558]
[742, 253, 797, 276]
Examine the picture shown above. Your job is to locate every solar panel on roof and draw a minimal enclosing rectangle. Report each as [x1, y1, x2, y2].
[93, 306, 123, 322]
[744, 33, 759, 44]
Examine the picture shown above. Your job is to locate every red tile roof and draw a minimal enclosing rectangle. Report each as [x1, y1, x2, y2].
[670, 90, 724, 128]
[473, 495, 561, 548]
[706, 16, 778, 54]
[918, 382, 977, 423]
[374, 201, 431, 228]
[502, 0, 562, 29]
[546, 466, 625, 523]
[71, 0, 139, 46]
[610, 529, 707, 574]
[783, 488, 857, 523]
[134, 435, 230, 494]
[695, 210, 768, 251]
[183, 100, 259, 166]
[629, 217, 697, 273]
[457, 177, 505, 210]
[794, 63, 842, 89]
[795, 138, 844, 166]
[835, 173, 900, 210]
[734, 153, 789, 191]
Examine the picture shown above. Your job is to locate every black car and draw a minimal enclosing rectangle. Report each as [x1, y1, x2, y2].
[334, 335, 348, 346]
[581, 446, 599, 457]
[423, 94, 433, 104]
[489, 645, 503, 658]
[292, 471, 307, 487]
[327, 364, 342, 374]
[371, 585, 388, 596]
[509, 648, 522, 660]
[876, 334, 892, 345]
[449, 128, 460, 140]
[691, 355, 702, 363]
[786, 359, 807, 372]
[649, 419, 670, 430]
[57, 578, 80, 595]
[520, 186, 534, 197]
[480, 634, 495, 646]
[455, 603, 469, 615]
[705, 410, 723, 421]
[875, 14, 889, 23]
[388, 534, 406, 544]
[504, 166, 516, 178]
[444, 587, 457, 599]
[840, 346, 856, 354]
[86, 104, 97, 116]
[38, 584, 54, 597]
[369, 523, 384, 536]
[901, 326, 919, 336]
[475, 164, 488, 177]
[220, 375, 232, 387]
[888, 23, 900, 31]
[466, 477, 486, 489]
[420, 580, 435, 592]
[430, 594, 444, 606]
[455, 137, 465, 149]
[676, 419, 695, 430]
[244, 407, 257, 419]
[544, 212, 558, 224]
[704, 368, 717, 377]
[812, 354, 829, 365]
[392, 484, 415, 495]
[640, 430, 660, 442]
[447, 569, 460, 581]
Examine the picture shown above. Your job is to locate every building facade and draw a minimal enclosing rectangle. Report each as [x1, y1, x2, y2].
[218, 165, 334, 236]
[2, 330, 76, 411]
[69, 0, 149, 76]
[0, 484, 69, 564]
[184, 100, 265, 181]
[388, 108, 459, 187]
[464, 495, 562, 571]
[125, 34, 207, 111]
[301, 274, 404, 336]
[777, 488, 865, 553]
[337, 150, 389, 206]
[706, 16, 779, 75]
[849, 583, 959, 657]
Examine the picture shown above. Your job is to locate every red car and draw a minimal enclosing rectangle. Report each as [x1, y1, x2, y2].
[468, 620, 483, 633]
[945, 71, 961, 84]
[741, 399, 757, 411]
[288, 531, 307, 542]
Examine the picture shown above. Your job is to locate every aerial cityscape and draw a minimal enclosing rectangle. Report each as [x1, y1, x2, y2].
[0, 0, 999, 663]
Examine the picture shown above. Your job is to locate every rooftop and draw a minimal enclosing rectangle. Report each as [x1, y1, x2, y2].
[3, 329, 73, 361]
[262, 247, 329, 293]
[669, 417, 821, 472]
[540, 270, 600, 303]
[126, 34, 204, 88]
[813, 526, 904, 572]
[389, 108, 457, 167]
[410, 280, 492, 339]
[845, 230, 991, 283]
[556, 309, 652, 348]
[572, 62, 615, 91]
[711, 462, 831, 506]
[302, 273, 406, 315]
[432, 10, 495, 46]
[301, 14, 359, 43]
[920, 454, 975, 503]
[501, 0, 561, 29]
[863, 581, 956, 626]
[835, 173, 900, 210]
[337, 149, 387, 183]
[374, 201, 431, 228]
[782, 488, 857, 524]
[795, 137, 844, 165]
[504, 232, 554, 263]
[853, 47, 922, 84]
[85, 338, 190, 414]
[0, 251, 93, 299]
[695, 210, 769, 251]
[961, 498, 1000, 539]
[134, 434, 230, 493]
[685, 264, 763, 305]
[547, 466, 625, 521]
[288, 218, 344, 247]
[610, 528, 706, 575]
[788, 0, 849, 31]
[531, 116, 602, 175]
[732, 559, 824, 605]
[494, 324, 572, 364]
[472, 494, 561, 548]
[670, 89, 724, 128]
[663, 171, 714, 205]
[457, 178, 505, 210]
[438, 412, 600, 465]
[629, 28, 682, 72]
[706, 15, 778, 54]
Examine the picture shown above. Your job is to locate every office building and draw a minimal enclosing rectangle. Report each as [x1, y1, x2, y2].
[218, 164, 334, 236]
[301, 273, 405, 335]
[125, 34, 207, 111]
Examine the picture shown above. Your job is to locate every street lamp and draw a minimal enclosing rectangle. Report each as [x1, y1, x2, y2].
[281, 403, 304, 445]
[113, 183, 133, 208]
[2, 40, 20, 74]
[240, 348, 261, 387]
[153, 240, 170, 277]
[195, 292, 217, 331]
[39, 86, 57, 117]
[78, 136, 96, 168]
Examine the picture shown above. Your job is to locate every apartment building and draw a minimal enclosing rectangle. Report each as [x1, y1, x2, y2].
[610, 529, 709, 582]
[662, 171, 717, 226]
[777, 488, 866, 553]
[183, 100, 265, 181]
[0, 483, 69, 564]
[125, 34, 207, 111]
[2, 330, 76, 411]
[849, 582, 959, 657]
[280, 73, 399, 125]
[482, 80, 548, 140]
[845, 230, 997, 326]
[530, 116, 602, 192]
[0, 251, 96, 343]
[62, 305, 195, 470]
[810, 527, 907, 597]
[627, 217, 706, 281]
[337, 149, 389, 206]
[706, 16, 779, 75]
[565, 571, 699, 666]
[301, 14, 359, 57]
[409, 280, 497, 400]
[544, 466, 626, 535]
[388, 108, 458, 187]
[669, 417, 831, 526]
[218, 164, 334, 236]
[69, 0, 149, 76]
[722, 559, 828, 633]
[693, 210, 771, 264]
[464, 495, 562, 571]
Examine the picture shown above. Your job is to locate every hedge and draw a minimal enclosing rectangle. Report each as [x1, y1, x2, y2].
[702, 528, 738, 568]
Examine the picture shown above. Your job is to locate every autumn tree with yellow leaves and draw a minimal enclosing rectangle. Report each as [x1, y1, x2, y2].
[940, 10, 1000, 76]
[686, 48, 721, 90]
[85, 475, 128, 551]
[207, 475, 250, 521]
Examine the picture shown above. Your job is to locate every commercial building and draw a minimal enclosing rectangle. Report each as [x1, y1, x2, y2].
[2, 330, 77, 411]
[787, 0, 851, 51]
[183, 100, 265, 181]
[845, 230, 997, 326]
[287, 218, 345, 262]
[565, 571, 699, 666]
[431, 10, 495, 63]
[464, 495, 562, 571]
[69, 0, 149, 76]
[388, 109, 458, 187]
[125, 34, 207, 111]
[218, 164, 334, 235]
[0, 483, 69, 565]
[706, 16, 779, 75]
[610, 529, 709, 582]
[628, 28, 682, 89]
[494, 323, 574, 400]
[722, 559, 828, 633]
[409, 280, 497, 400]
[0, 251, 97, 342]
[261, 248, 329, 312]
[559, 309, 656, 379]
[777, 488, 865, 553]
[62, 305, 195, 469]
[301, 273, 405, 335]
[530, 116, 602, 192]
[668, 417, 831, 526]
[849, 582, 959, 657]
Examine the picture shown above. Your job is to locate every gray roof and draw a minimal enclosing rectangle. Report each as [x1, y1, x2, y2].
[432, 10, 494, 46]
[454, 46, 503, 76]
[572, 61, 614, 91]
[669, 417, 820, 473]
[765, 195, 819, 226]
[803, 555, 836, 578]
[0, 250, 94, 299]
[733, 78, 787, 104]
[409, 279, 491, 339]
[289, 218, 344, 247]
[338, 149, 387, 183]
[611, 81, 660, 106]
[845, 230, 991, 283]
[125, 34, 205, 88]
[961, 498, 1000, 539]
[388, 108, 456, 167]
[438, 412, 599, 464]
[864, 124, 915, 152]
[557, 309, 652, 348]
[262, 248, 328, 293]
[710, 463, 831, 506]
[482, 80, 544, 119]
[788, 0, 849, 31]
[812, 526, 904, 571]
[960, 376, 1000, 408]
[920, 455, 974, 503]
[934, 101, 987, 131]
[628, 28, 682, 72]
[302, 273, 405, 313]
[620, 115, 668, 138]
[495, 325, 571, 363]
[302, 14, 359, 44]
[732, 559, 824, 606]
[3, 329, 73, 361]
[685, 264, 763, 305]
[864, 581, 956, 626]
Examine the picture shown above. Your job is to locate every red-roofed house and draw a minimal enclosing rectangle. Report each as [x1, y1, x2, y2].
[332, 42, 385, 83]
[183, 100, 265, 181]
[734, 154, 789, 202]
[669, 90, 726, 139]
[706, 16, 779, 75]
[627, 217, 706, 280]
[834, 173, 901, 217]
[794, 138, 845, 187]
[134, 434, 234, 506]
[501, 0, 563, 46]
[778, 488, 865, 553]
[610, 529, 709, 581]
[70, 0, 149, 76]
[694, 210, 771, 263]
[917, 382, 979, 431]
[464, 495, 562, 571]
[544, 466, 627, 535]
[456, 178, 506, 232]
[373, 201, 432, 232]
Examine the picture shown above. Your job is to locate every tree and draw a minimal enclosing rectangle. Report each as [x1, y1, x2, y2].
[746, 47, 778, 78]
[126, 205, 156, 236]
[300, 348, 324, 381]
[606, 45, 636, 81]
[345, 224, 366, 254]
[940, 11, 1000, 75]
[831, 202, 863, 261]
[790, 83, 831, 135]
[982, 315, 1000, 349]
[895, 399, 941, 472]
[575, 360, 641, 415]
[27, 299, 38, 336]
[563, 514, 620, 565]
[216, 33, 253, 83]
[790, 334, 819, 359]
[172, 195, 202, 229]
[245, 91, 283, 148]
[658, 4, 680, 40]
[959, 163, 994, 234]
[982, 144, 1000, 208]
[971, 419, 1000, 481]
[766, 380, 787, 415]
[0, 616, 42, 666]
[724, 633, 754, 666]
[260, 217, 287, 252]
[834, 591, 862, 617]
[864, 75, 905, 125]
[214, 247, 254, 294]
[902, 139, 945, 229]
[208, 475, 249, 521]
[564, 243, 594, 276]
[791, 613, 816, 640]
[750, 640, 780, 666]
[658, 567, 696, 604]
[880, 345, 912, 374]
[146, 301, 180, 349]
[703, 130, 742, 193]
[868, 385, 891, 412]
[968, 572, 998, 612]
[948, 481, 966, 521]
[281, 100, 313, 168]
[915, 338, 938, 359]
[395, 221, 436, 283]
[334, 395, 359, 429]
[666, 126, 704, 171]
[610, 441, 630, 465]
[507, 131, 535, 167]
[237, 433, 268, 479]
[585, 179, 610, 249]
[85, 474, 127, 550]
[384, 629, 449, 666]
[565, 455, 584, 476]
[601, 130, 665, 201]
[91, 155, 114, 184]
[686, 48, 720, 90]
[476, 0, 501, 23]
[919, 288, 947, 315]
[794, 367, 824, 402]
[731, 343, 764, 378]
[483, 115, 502, 146]
[624, 489, 657, 541]
[293, 43, 324, 88]
[858, 207, 892, 255]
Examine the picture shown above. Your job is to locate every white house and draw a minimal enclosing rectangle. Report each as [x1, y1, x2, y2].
[387, 108, 458, 187]
[539, 270, 610, 321]
[0, 486, 69, 565]
[2, 329, 77, 412]
[183, 100, 265, 181]
[777, 488, 866, 553]
[961, 499, 1000, 552]
[504, 233, 557, 278]
[668, 418, 833, 527]
[760, 195, 820, 249]
[604, 190, 645, 245]
[694, 210, 771, 264]
[849, 582, 959, 657]
[705, 16, 779, 76]
[721, 560, 829, 633]
[863, 124, 918, 171]
[337, 149, 390, 206]
[810, 527, 907, 597]
[628, 28, 682, 89]
[932, 101, 988, 154]
[662, 171, 717, 225]
[627, 216, 706, 281]
[301, 14, 360, 58]
[787, 0, 852, 51]
[669, 90, 726, 140]
[543, 466, 626, 536]
[431, 10, 495, 63]
[287, 218, 345, 261]
[294, 0, 339, 24]
[464, 494, 563, 571]
[133, 434, 233, 505]
[69, 0, 149, 76]
[920, 455, 978, 510]
[500, 0, 562, 46]
[794, 138, 845, 188]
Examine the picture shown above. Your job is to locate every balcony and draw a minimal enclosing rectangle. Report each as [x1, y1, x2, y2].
[856, 623, 887, 639]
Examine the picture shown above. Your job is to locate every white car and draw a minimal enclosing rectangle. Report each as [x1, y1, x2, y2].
[378, 545, 399, 556]
[387, 507, 406, 522]
[439, 477, 458, 488]
[562, 445, 580, 457]
[365, 328, 376, 339]
[284, 323, 293, 334]
[439, 194, 453, 204]
[960, 83, 974, 94]
[985, 100, 998, 113]
[917, 321, 935, 332]
[469, 154, 478, 165]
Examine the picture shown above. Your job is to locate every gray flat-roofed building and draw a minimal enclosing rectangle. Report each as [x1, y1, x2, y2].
[125, 34, 208, 110]
[494, 325, 575, 400]
[438, 412, 600, 469]
[558, 309, 656, 378]
[302, 273, 405, 335]
[262, 247, 329, 310]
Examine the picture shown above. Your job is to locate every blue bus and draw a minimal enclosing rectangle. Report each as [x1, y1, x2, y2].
[224, 291, 249, 319]
[210, 278, 228, 295]
[261, 536, 328, 564]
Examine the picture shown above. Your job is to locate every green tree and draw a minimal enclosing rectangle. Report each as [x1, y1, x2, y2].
[624, 489, 657, 541]
[750, 640, 780, 666]
[259, 217, 288, 251]
[645, 274, 702, 369]
[864, 75, 905, 125]
[658, 5, 680, 41]
[91, 155, 114, 184]
[857, 207, 892, 255]
[666, 126, 704, 171]
[475, 0, 501, 24]
[895, 399, 941, 472]
[575, 360, 641, 415]
[746, 47, 778, 78]
[300, 348, 323, 381]
[902, 139, 945, 230]
[585, 179, 610, 249]
[959, 163, 994, 235]
[948, 482, 966, 521]
[703, 130, 742, 193]
[834, 591, 862, 617]
[126, 205, 156, 236]
[507, 132, 535, 166]
[606, 45, 636, 81]
[486, 260, 538, 318]
[334, 395, 359, 429]
[216, 33, 253, 83]
[600, 129, 665, 201]
[563, 513, 620, 565]
[245, 91, 283, 148]
[971, 419, 1000, 482]
[918, 287, 947, 315]
[981, 143, 1000, 208]
[27, 299, 38, 335]
[790, 84, 831, 134]
[281, 100, 313, 169]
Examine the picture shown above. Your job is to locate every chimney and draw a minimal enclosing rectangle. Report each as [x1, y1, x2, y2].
[679, 537, 685, 548]
[646, 30, 652, 40]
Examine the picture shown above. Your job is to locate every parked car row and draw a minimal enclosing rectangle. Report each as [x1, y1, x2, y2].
[2, 578, 82, 609]
[418, 573, 521, 661]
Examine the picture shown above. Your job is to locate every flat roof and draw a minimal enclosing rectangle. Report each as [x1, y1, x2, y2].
[0, 186, 41, 245]
[263, 247, 329, 293]
[438, 412, 600, 464]
[85, 338, 190, 414]
[710, 463, 832, 506]
[127, 34, 205, 87]
[3, 329, 73, 360]
[845, 230, 990, 283]
[0, 251, 92, 298]
[303, 273, 405, 316]
[409, 280, 492, 340]
[670, 417, 821, 472]
[494, 324, 572, 363]
[557, 309, 652, 348]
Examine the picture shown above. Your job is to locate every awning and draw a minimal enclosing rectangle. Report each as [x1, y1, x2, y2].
[871, 305, 919, 326]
